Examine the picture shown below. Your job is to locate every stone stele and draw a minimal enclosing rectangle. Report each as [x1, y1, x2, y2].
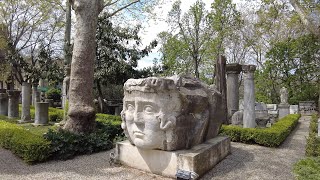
[115, 76, 230, 179]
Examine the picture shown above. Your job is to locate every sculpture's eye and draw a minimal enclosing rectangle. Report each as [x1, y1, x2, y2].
[144, 105, 154, 113]
[127, 104, 135, 111]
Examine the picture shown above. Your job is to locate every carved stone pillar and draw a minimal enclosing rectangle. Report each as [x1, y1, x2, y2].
[7, 90, 21, 118]
[226, 63, 242, 121]
[0, 89, 8, 116]
[32, 83, 40, 106]
[20, 82, 32, 122]
[242, 65, 256, 128]
[34, 102, 49, 125]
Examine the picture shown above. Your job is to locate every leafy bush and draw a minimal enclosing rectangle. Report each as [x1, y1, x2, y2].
[220, 114, 301, 147]
[0, 121, 51, 163]
[305, 114, 320, 157]
[294, 157, 320, 180]
[46, 88, 61, 102]
[43, 121, 115, 160]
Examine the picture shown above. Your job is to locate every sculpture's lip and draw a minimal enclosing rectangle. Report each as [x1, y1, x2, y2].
[133, 131, 144, 138]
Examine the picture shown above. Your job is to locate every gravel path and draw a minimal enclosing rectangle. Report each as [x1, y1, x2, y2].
[0, 116, 310, 180]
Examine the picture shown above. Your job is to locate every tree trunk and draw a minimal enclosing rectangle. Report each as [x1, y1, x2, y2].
[96, 79, 107, 113]
[63, 0, 103, 134]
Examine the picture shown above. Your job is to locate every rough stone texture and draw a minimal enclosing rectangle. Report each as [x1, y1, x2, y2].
[242, 65, 256, 128]
[215, 56, 228, 124]
[20, 82, 32, 122]
[115, 136, 230, 179]
[121, 76, 224, 151]
[280, 87, 288, 105]
[289, 105, 299, 114]
[0, 91, 8, 116]
[299, 101, 317, 115]
[231, 110, 243, 126]
[7, 90, 21, 118]
[32, 83, 40, 106]
[226, 63, 242, 120]
[34, 102, 49, 125]
[278, 104, 290, 119]
[0, 116, 310, 180]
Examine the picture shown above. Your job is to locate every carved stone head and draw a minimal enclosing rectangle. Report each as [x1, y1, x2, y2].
[121, 76, 223, 151]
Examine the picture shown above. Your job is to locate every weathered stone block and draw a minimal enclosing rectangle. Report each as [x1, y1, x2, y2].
[115, 136, 230, 179]
[278, 104, 290, 119]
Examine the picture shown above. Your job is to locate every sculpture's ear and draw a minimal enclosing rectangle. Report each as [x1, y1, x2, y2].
[160, 116, 176, 130]
[120, 110, 126, 130]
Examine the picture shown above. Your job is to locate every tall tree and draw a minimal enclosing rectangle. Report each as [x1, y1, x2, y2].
[94, 13, 157, 113]
[0, 0, 64, 84]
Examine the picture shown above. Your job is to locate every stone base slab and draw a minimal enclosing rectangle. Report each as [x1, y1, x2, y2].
[115, 136, 230, 179]
[278, 104, 290, 119]
[17, 120, 33, 124]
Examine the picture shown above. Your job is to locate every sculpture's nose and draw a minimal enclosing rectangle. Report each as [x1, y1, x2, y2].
[133, 112, 143, 124]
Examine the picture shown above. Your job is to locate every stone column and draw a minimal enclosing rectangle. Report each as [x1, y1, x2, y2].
[34, 102, 49, 125]
[7, 90, 21, 118]
[19, 82, 32, 122]
[62, 67, 71, 109]
[214, 55, 228, 124]
[32, 83, 40, 106]
[226, 63, 242, 120]
[242, 65, 256, 128]
[0, 89, 8, 116]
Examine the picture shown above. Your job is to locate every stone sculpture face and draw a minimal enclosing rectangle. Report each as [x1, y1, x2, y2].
[121, 76, 224, 151]
[123, 91, 180, 150]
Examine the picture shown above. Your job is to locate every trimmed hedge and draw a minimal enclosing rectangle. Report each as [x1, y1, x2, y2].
[220, 114, 301, 147]
[294, 114, 320, 180]
[305, 114, 320, 157]
[18, 105, 64, 122]
[0, 108, 124, 163]
[0, 121, 51, 163]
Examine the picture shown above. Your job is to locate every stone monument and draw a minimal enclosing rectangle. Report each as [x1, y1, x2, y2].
[34, 102, 49, 125]
[19, 82, 32, 123]
[226, 63, 242, 121]
[278, 87, 290, 119]
[0, 89, 8, 116]
[242, 65, 256, 128]
[115, 76, 230, 178]
[7, 90, 21, 118]
[215, 55, 228, 124]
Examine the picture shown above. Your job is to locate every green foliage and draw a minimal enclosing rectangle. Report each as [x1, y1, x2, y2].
[43, 119, 122, 160]
[46, 88, 61, 102]
[0, 121, 51, 163]
[255, 34, 320, 104]
[305, 114, 320, 157]
[294, 157, 320, 180]
[220, 114, 301, 147]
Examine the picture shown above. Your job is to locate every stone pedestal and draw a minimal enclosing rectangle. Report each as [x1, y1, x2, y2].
[7, 90, 21, 118]
[0, 90, 8, 116]
[20, 82, 32, 123]
[278, 104, 290, 119]
[115, 136, 230, 179]
[34, 102, 49, 125]
[226, 63, 242, 120]
[242, 65, 256, 128]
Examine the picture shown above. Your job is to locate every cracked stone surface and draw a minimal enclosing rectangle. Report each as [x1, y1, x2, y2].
[0, 116, 310, 180]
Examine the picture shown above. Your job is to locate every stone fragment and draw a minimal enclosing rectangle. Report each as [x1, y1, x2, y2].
[226, 63, 242, 120]
[7, 90, 21, 118]
[242, 65, 256, 128]
[121, 76, 225, 151]
[0, 90, 8, 116]
[20, 82, 32, 122]
[34, 102, 49, 125]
